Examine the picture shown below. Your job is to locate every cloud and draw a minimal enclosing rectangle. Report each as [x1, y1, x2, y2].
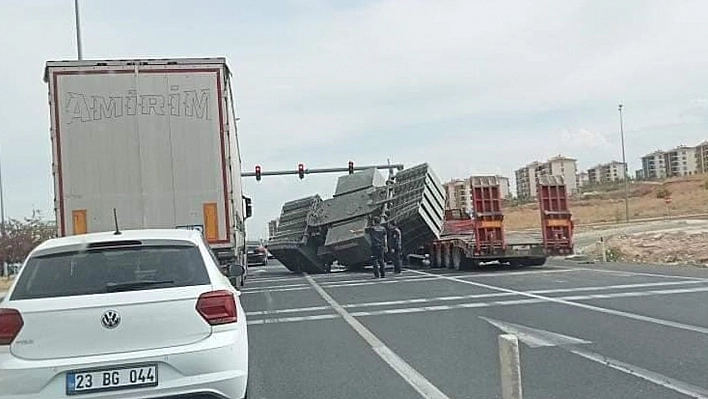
[560, 128, 612, 150]
[2, 0, 708, 238]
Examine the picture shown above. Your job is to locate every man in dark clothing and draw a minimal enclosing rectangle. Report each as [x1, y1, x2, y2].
[365, 219, 388, 278]
[388, 221, 402, 274]
[353, 218, 388, 278]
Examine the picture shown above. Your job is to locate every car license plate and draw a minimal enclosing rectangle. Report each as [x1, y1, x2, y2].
[66, 364, 158, 395]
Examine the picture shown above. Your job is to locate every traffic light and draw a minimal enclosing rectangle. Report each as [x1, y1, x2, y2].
[298, 163, 305, 179]
[348, 161, 354, 175]
[255, 165, 262, 181]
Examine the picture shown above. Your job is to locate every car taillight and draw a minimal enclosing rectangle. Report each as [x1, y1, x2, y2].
[196, 290, 237, 325]
[0, 309, 23, 345]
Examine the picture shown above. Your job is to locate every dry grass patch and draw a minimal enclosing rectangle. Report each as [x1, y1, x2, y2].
[504, 176, 708, 231]
[0, 279, 13, 291]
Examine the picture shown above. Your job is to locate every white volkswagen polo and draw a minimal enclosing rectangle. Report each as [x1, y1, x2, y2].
[0, 229, 248, 399]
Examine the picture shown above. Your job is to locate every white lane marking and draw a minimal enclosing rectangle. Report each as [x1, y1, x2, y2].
[343, 292, 512, 309]
[317, 275, 429, 285]
[322, 276, 443, 288]
[242, 286, 311, 294]
[242, 283, 309, 291]
[248, 286, 708, 325]
[304, 273, 451, 399]
[453, 268, 579, 278]
[351, 286, 708, 317]
[483, 317, 708, 398]
[411, 270, 708, 336]
[246, 305, 331, 316]
[341, 279, 708, 310]
[570, 347, 708, 398]
[570, 266, 708, 281]
[248, 276, 306, 284]
[481, 317, 591, 348]
[245, 281, 708, 318]
[247, 314, 340, 325]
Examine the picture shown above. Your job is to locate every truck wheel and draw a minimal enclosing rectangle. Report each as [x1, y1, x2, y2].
[434, 247, 442, 268]
[443, 246, 452, 268]
[531, 257, 547, 267]
[452, 248, 463, 270]
[464, 258, 481, 269]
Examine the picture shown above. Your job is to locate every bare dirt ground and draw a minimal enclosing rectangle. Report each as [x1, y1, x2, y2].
[0, 279, 13, 291]
[576, 219, 708, 265]
[505, 175, 708, 230]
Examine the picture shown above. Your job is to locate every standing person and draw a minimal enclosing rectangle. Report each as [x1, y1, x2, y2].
[388, 221, 402, 274]
[353, 217, 388, 278]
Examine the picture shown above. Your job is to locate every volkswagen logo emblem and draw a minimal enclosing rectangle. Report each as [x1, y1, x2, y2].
[101, 310, 121, 329]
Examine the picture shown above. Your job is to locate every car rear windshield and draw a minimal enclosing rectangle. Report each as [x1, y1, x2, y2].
[11, 245, 210, 300]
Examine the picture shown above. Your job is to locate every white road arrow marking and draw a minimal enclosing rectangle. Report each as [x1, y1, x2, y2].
[480, 317, 591, 348]
[482, 317, 708, 398]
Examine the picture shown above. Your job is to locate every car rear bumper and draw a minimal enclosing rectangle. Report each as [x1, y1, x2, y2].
[0, 326, 248, 399]
[246, 253, 266, 264]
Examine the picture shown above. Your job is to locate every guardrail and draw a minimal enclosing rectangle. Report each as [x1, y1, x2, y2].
[508, 212, 708, 234]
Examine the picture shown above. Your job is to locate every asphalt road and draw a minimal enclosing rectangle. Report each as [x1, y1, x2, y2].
[242, 259, 708, 399]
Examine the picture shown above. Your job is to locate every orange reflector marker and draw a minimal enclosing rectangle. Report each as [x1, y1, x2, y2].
[72, 210, 87, 235]
[479, 220, 503, 228]
[203, 203, 219, 242]
[546, 219, 570, 227]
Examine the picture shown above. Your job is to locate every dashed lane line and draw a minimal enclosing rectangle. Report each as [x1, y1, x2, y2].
[242, 286, 312, 294]
[412, 269, 708, 336]
[246, 279, 707, 316]
[242, 283, 309, 291]
[247, 285, 708, 325]
[246, 305, 331, 317]
[247, 314, 340, 325]
[569, 266, 708, 281]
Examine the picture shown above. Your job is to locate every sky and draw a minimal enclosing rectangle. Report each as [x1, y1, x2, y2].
[1, 0, 708, 239]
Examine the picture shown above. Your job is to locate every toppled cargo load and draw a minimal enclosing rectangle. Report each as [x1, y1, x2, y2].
[270, 164, 445, 273]
[267, 195, 328, 273]
[388, 163, 445, 256]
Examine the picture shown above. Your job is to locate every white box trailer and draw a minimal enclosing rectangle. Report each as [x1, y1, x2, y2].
[44, 58, 249, 274]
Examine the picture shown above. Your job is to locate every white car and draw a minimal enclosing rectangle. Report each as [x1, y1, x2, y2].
[0, 229, 248, 399]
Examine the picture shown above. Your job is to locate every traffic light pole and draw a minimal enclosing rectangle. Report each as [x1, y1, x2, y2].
[242, 164, 404, 178]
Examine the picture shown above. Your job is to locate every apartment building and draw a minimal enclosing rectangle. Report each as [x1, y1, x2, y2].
[666, 145, 697, 177]
[641, 144, 703, 179]
[696, 141, 708, 174]
[515, 155, 578, 198]
[641, 150, 667, 179]
[443, 175, 511, 210]
[444, 179, 471, 210]
[586, 161, 627, 185]
[514, 162, 540, 199]
[576, 171, 589, 189]
[267, 218, 279, 239]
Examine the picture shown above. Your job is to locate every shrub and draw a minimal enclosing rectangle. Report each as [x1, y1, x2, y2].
[656, 187, 671, 199]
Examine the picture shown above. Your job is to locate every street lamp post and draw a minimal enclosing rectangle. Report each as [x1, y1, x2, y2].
[74, 0, 83, 60]
[619, 103, 629, 223]
[0, 147, 6, 277]
[0, 146, 5, 237]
